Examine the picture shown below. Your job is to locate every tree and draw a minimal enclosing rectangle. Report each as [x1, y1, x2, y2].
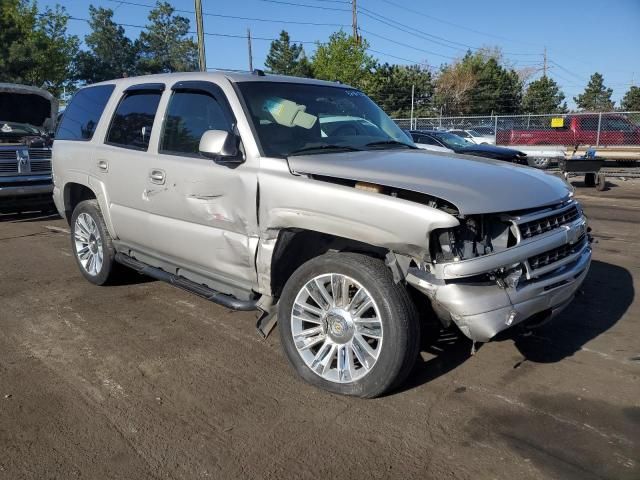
[0, 0, 78, 96]
[574, 72, 614, 111]
[75, 6, 139, 84]
[522, 75, 567, 114]
[311, 31, 376, 89]
[434, 49, 522, 115]
[137, 1, 198, 74]
[365, 63, 435, 118]
[265, 30, 312, 77]
[620, 86, 640, 111]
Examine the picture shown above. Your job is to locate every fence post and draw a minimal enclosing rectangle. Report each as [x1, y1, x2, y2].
[596, 112, 602, 147]
[494, 115, 498, 144]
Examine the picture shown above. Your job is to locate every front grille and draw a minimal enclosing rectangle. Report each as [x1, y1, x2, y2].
[528, 235, 586, 270]
[0, 161, 18, 173]
[0, 150, 17, 160]
[28, 148, 52, 159]
[30, 160, 51, 172]
[519, 205, 580, 239]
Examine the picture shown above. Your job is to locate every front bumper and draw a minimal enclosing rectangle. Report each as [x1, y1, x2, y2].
[407, 242, 591, 342]
[0, 175, 53, 198]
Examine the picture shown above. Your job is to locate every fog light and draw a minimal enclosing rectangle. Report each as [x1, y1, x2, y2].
[506, 310, 518, 326]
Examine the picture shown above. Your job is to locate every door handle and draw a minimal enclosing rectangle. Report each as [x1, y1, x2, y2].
[97, 160, 108, 171]
[149, 169, 166, 185]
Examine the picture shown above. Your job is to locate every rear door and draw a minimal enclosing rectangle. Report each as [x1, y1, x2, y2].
[92, 83, 164, 248]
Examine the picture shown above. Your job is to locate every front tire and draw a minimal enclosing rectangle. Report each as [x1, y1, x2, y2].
[70, 199, 118, 285]
[279, 253, 420, 398]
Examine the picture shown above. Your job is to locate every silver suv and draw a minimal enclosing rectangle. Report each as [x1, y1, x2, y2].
[53, 72, 591, 397]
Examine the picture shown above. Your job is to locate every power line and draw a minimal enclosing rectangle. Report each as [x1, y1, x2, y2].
[361, 29, 455, 60]
[359, 5, 540, 57]
[106, 0, 348, 27]
[67, 16, 317, 43]
[256, 0, 350, 12]
[366, 48, 426, 65]
[374, 0, 540, 48]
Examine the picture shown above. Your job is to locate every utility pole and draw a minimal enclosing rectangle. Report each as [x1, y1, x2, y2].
[247, 28, 253, 71]
[410, 84, 415, 130]
[543, 46, 547, 77]
[352, 0, 359, 43]
[194, 0, 206, 71]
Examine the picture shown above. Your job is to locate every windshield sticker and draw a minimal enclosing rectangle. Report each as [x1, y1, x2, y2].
[1, 124, 12, 133]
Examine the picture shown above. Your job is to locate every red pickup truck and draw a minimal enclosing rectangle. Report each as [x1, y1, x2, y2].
[496, 114, 640, 146]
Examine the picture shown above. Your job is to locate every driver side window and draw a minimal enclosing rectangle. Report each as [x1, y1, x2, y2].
[161, 90, 231, 155]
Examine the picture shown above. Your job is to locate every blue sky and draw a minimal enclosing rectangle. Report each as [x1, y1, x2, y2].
[42, 0, 640, 108]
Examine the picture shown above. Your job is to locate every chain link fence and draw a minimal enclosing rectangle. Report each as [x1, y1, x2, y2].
[395, 112, 640, 147]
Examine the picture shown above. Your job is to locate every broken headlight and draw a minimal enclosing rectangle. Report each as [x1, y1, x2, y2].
[431, 215, 518, 263]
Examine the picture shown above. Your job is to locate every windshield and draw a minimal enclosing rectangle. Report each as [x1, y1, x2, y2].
[467, 130, 482, 136]
[434, 132, 475, 149]
[237, 81, 414, 157]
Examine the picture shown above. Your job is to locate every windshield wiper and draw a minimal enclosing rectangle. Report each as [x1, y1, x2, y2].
[288, 144, 363, 156]
[365, 140, 416, 149]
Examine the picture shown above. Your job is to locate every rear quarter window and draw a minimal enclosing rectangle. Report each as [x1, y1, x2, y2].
[55, 85, 115, 141]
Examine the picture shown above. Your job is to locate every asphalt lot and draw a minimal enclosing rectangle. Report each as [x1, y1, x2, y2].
[1, 179, 639, 480]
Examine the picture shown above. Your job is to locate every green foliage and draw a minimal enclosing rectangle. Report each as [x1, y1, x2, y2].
[435, 50, 522, 115]
[311, 31, 375, 89]
[265, 30, 312, 77]
[137, 1, 198, 74]
[574, 72, 614, 111]
[620, 86, 640, 111]
[0, 0, 78, 96]
[75, 6, 139, 84]
[364, 63, 435, 117]
[522, 75, 567, 114]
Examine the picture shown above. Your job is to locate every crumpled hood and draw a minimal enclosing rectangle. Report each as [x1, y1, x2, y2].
[288, 149, 571, 215]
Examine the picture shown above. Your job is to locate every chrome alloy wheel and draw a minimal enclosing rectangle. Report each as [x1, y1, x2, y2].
[291, 273, 383, 383]
[74, 213, 103, 276]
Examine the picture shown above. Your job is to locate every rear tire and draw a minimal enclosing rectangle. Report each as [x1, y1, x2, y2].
[595, 173, 606, 191]
[278, 252, 420, 398]
[70, 199, 118, 285]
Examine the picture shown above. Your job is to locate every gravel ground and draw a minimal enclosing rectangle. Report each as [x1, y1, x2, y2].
[0, 179, 638, 480]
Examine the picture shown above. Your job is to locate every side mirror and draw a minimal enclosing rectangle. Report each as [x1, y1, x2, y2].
[199, 130, 243, 164]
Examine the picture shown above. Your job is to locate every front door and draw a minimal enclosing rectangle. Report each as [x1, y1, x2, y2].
[143, 81, 258, 292]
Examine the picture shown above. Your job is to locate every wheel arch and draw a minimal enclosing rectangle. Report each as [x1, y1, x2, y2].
[268, 229, 387, 299]
[63, 182, 96, 224]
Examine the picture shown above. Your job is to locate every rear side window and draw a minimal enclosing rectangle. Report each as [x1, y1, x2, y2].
[106, 91, 162, 151]
[161, 90, 231, 155]
[56, 85, 114, 141]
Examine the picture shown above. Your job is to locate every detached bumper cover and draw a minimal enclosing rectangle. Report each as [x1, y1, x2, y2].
[407, 243, 591, 342]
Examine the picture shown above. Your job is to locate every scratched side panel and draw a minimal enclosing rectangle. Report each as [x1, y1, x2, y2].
[142, 153, 259, 289]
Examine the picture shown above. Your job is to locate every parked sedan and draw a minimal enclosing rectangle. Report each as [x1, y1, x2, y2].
[409, 130, 527, 164]
[448, 129, 496, 145]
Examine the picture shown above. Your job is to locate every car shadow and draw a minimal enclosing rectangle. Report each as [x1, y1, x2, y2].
[505, 259, 633, 363]
[394, 259, 633, 394]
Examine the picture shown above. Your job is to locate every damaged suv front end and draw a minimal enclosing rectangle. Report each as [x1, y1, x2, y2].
[285, 140, 590, 343]
[407, 197, 590, 341]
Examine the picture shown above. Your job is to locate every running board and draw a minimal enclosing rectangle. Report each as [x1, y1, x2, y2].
[115, 252, 260, 311]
